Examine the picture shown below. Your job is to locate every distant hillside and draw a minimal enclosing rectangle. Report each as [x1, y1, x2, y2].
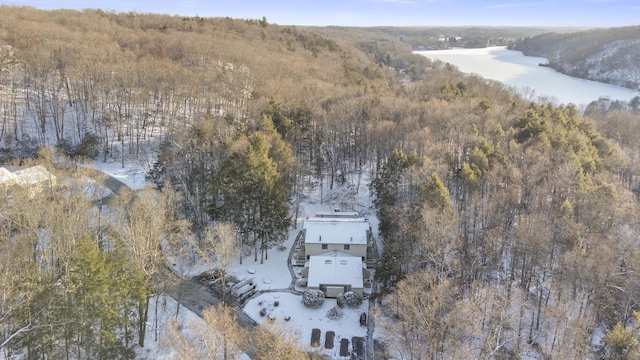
[511, 26, 640, 90]
[306, 25, 579, 50]
[302, 26, 575, 80]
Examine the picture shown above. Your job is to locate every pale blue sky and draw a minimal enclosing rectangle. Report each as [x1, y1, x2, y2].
[1, 0, 638, 27]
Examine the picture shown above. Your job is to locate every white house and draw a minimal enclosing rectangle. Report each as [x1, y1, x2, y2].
[14, 165, 57, 188]
[302, 216, 370, 260]
[0, 165, 57, 196]
[296, 212, 377, 298]
[0, 167, 17, 187]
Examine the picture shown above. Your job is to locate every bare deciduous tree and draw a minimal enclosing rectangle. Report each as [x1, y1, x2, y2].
[251, 320, 307, 360]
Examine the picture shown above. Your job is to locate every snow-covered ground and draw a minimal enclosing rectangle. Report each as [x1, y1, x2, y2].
[232, 173, 378, 359]
[89, 157, 380, 359]
[244, 292, 368, 359]
[213, 172, 378, 358]
[90, 157, 152, 191]
[230, 174, 377, 358]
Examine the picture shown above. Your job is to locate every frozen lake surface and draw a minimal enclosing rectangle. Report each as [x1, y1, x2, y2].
[415, 47, 638, 107]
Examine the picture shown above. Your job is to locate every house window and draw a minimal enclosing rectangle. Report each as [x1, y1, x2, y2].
[344, 244, 350, 250]
[322, 244, 328, 250]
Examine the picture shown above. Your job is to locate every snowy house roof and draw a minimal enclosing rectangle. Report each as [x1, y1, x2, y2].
[314, 211, 360, 218]
[0, 167, 17, 186]
[14, 165, 56, 187]
[307, 251, 363, 289]
[303, 216, 370, 245]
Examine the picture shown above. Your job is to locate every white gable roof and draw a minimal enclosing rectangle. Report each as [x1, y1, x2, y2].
[314, 211, 360, 218]
[14, 165, 56, 186]
[303, 216, 370, 245]
[307, 251, 363, 289]
[0, 167, 17, 185]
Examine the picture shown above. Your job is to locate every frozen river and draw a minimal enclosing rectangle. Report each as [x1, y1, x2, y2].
[415, 47, 638, 107]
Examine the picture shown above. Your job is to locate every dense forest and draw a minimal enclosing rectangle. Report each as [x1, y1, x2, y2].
[511, 26, 640, 90]
[2, 5, 640, 359]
